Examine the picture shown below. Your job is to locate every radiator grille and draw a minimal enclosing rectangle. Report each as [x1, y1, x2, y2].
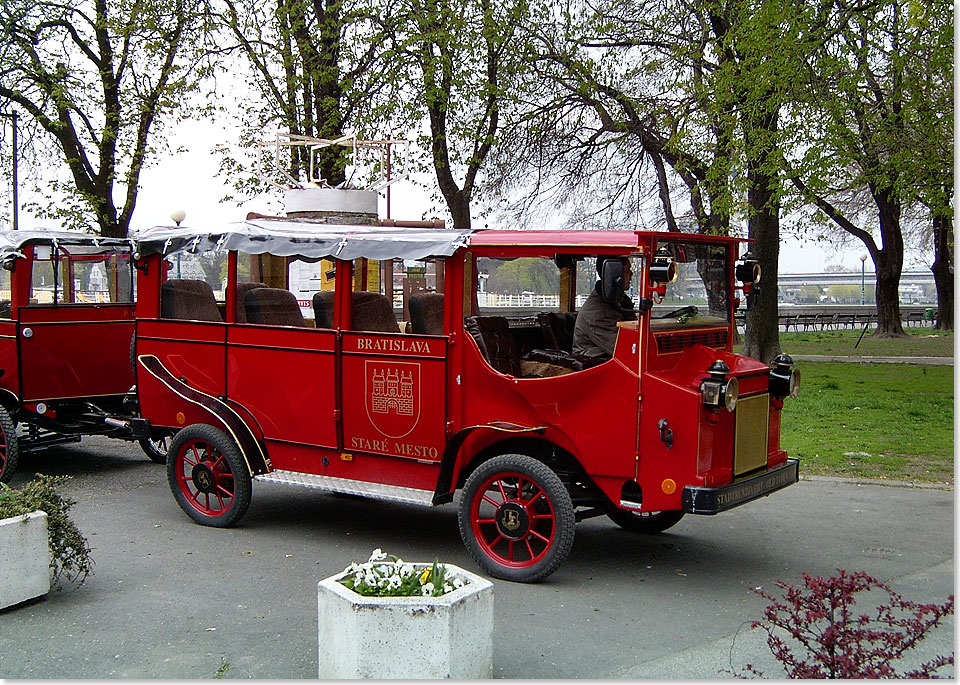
[734, 393, 770, 476]
[656, 329, 728, 354]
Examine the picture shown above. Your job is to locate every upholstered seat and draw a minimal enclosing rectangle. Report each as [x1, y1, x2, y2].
[352, 292, 400, 333]
[161, 279, 222, 322]
[235, 281, 267, 323]
[409, 293, 444, 335]
[244, 288, 306, 327]
[312, 291, 335, 329]
[463, 316, 521, 376]
[537, 311, 577, 352]
[312, 291, 399, 332]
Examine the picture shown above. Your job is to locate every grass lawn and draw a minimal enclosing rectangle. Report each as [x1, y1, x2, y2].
[770, 327, 954, 358]
[781, 361, 954, 485]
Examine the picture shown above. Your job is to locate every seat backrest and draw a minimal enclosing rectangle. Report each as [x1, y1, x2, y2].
[537, 311, 577, 351]
[408, 293, 445, 335]
[244, 288, 306, 327]
[463, 316, 521, 376]
[235, 281, 267, 323]
[161, 279, 222, 322]
[352, 291, 399, 333]
[312, 291, 335, 329]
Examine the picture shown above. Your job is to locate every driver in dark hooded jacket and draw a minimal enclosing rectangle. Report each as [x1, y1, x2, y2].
[572, 256, 637, 359]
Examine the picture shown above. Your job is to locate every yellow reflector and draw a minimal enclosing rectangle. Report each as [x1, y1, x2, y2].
[662, 479, 677, 495]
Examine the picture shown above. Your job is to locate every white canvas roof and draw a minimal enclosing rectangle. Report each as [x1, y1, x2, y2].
[0, 230, 135, 260]
[134, 220, 473, 261]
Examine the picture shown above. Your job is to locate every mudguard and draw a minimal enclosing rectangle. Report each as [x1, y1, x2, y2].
[137, 354, 270, 475]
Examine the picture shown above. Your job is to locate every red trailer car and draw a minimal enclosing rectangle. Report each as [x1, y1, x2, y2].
[0, 231, 168, 482]
[133, 220, 800, 582]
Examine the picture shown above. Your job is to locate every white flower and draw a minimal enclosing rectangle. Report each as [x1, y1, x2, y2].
[388, 576, 402, 589]
[452, 577, 465, 589]
[421, 582, 435, 596]
[368, 548, 384, 562]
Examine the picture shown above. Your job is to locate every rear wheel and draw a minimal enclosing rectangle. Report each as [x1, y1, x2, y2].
[167, 424, 251, 527]
[606, 509, 684, 534]
[138, 433, 170, 464]
[0, 406, 18, 483]
[458, 454, 575, 583]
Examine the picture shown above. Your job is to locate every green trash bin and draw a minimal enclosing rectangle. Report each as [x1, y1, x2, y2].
[924, 308, 935, 321]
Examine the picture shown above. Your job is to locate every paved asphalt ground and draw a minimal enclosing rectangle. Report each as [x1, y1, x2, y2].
[0, 437, 953, 679]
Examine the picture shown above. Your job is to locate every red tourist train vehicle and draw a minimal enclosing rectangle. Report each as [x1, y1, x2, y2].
[0, 231, 168, 482]
[133, 219, 800, 582]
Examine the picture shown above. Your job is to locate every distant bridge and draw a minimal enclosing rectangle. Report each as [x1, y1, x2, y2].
[779, 271, 933, 288]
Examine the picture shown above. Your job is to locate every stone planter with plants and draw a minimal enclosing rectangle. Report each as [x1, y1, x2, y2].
[0, 475, 93, 610]
[318, 549, 494, 679]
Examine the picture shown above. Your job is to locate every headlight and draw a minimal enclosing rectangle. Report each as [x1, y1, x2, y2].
[735, 251, 761, 284]
[723, 376, 739, 411]
[701, 360, 738, 412]
[770, 354, 800, 399]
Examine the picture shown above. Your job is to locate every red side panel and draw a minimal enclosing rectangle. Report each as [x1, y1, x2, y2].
[340, 332, 447, 463]
[19, 305, 135, 401]
[0, 321, 18, 399]
[136, 319, 227, 430]
[226, 325, 338, 455]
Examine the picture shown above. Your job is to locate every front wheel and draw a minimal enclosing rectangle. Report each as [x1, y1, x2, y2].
[167, 424, 251, 527]
[458, 454, 575, 583]
[0, 406, 18, 483]
[606, 508, 684, 534]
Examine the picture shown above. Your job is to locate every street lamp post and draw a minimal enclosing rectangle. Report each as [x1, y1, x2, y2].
[0, 111, 18, 231]
[171, 209, 186, 278]
[860, 254, 867, 306]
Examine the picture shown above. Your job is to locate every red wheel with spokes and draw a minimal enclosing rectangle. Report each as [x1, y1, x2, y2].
[0, 406, 18, 483]
[458, 454, 575, 583]
[167, 424, 251, 527]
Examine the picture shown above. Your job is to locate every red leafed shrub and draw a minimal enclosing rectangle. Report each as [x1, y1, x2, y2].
[745, 570, 954, 678]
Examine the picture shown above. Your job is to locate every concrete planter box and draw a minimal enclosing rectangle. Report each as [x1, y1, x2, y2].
[0, 511, 51, 610]
[318, 563, 494, 679]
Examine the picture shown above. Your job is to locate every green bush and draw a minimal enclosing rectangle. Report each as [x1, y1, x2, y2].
[0, 475, 93, 588]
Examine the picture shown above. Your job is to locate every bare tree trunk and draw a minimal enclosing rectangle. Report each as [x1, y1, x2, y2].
[931, 211, 953, 330]
[741, 109, 781, 364]
[742, 177, 782, 363]
[871, 190, 906, 337]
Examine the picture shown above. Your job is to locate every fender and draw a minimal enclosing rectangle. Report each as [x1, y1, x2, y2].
[0, 386, 19, 410]
[137, 354, 270, 475]
[433, 421, 546, 504]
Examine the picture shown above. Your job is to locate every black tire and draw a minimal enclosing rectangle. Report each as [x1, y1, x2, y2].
[458, 454, 575, 583]
[167, 424, 251, 527]
[129, 333, 137, 377]
[0, 405, 18, 483]
[138, 433, 170, 464]
[606, 508, 684, 534]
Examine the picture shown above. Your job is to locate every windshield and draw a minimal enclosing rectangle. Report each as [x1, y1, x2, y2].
[649, 240, 730, 328]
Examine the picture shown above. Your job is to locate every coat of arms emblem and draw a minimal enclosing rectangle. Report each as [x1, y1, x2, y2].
[364, 360, 421, 438]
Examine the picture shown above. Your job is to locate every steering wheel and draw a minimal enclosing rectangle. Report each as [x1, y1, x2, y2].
[657, 305, 698, 320]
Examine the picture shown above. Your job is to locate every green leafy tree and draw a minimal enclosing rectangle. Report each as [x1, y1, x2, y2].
[350, 0, 532, 229]
[485, 258, 558, 294]
[788, 0, 951, 337]
[216, 0, 389, 190]
[490, 0, 812, 361]
[0, 0, 214, 237]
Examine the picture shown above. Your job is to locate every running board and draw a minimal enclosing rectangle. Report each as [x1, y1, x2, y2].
[255, 470, 435, 507]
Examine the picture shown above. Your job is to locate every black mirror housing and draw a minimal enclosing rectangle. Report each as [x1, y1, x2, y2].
[600, 260, 625, 304]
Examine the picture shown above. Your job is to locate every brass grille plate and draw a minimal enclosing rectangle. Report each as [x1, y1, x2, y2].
[734, 393, 770, 476]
